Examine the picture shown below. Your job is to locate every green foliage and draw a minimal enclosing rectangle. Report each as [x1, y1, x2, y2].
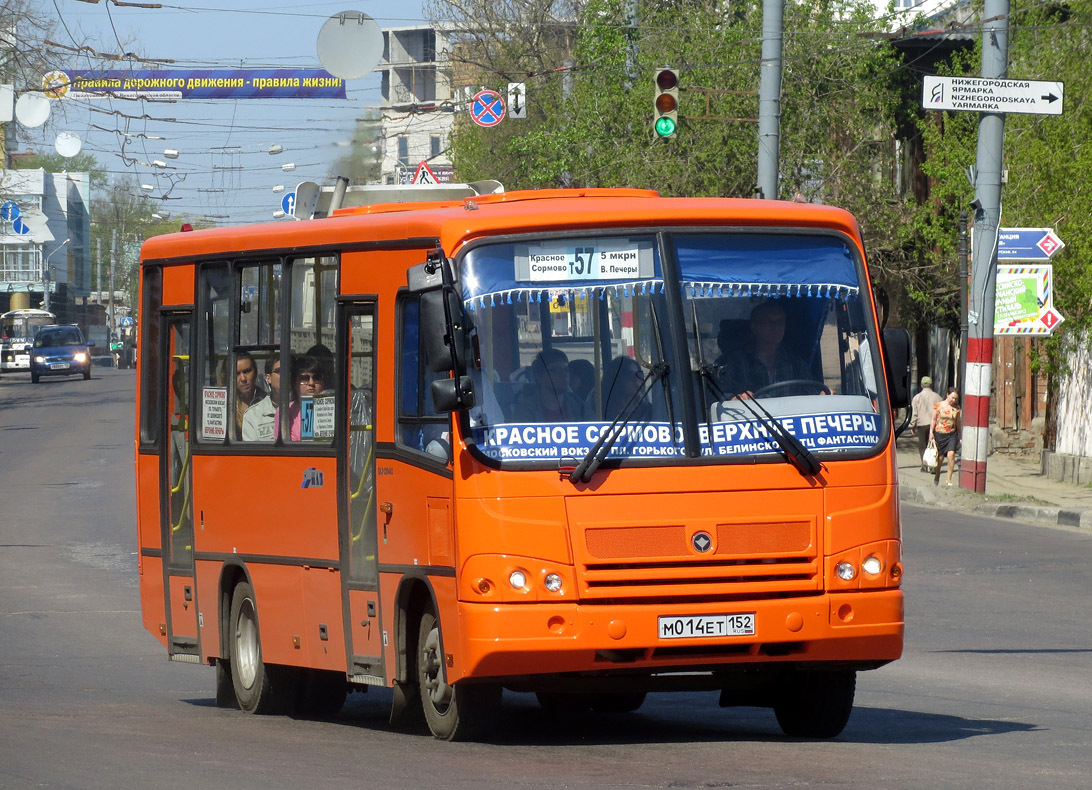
[436, 0, 1092, 346]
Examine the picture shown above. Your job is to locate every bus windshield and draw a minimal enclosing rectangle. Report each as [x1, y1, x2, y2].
[459, 231, 882, 466]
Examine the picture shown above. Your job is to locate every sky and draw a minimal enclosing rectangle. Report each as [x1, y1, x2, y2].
[25, 0, 430, 225]
[21, 1, 937, 227]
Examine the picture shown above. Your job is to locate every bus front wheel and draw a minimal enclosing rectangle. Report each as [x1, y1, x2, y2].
[416, 609, 500, 741]
[773, 669, 856, 738]
[229, 581, 291, 714]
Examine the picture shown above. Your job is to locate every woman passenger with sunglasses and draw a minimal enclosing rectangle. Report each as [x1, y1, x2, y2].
[284, 355, 326, 442]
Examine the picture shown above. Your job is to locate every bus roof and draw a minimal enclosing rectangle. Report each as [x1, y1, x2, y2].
[139, 189, 863, 265]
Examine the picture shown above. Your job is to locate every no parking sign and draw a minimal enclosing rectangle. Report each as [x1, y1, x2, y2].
[470, 89, 505, 127]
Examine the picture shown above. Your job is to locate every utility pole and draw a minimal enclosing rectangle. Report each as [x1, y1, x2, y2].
[756, 0, 784, 200]
[109, 228, 117, 343]
[961, 0, 1009, 493]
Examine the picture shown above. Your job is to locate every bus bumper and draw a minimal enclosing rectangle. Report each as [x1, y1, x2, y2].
[455, 589, 903, 681]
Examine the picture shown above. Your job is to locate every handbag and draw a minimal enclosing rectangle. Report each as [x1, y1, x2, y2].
[922, 439, 939, 472]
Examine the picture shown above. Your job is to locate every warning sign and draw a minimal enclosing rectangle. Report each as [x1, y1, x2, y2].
[412, 161, 438, 184]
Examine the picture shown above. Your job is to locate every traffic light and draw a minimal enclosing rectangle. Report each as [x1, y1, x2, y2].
[654, 68, 679, 138]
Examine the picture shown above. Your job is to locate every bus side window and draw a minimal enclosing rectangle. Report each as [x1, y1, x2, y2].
[286, 255, 337, 444]
[237, 261, 281, 443]
[398, 296, 450, 460]
[197, 262, 232, 444]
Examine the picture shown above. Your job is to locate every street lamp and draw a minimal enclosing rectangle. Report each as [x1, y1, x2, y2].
[42, 238, 71, 313]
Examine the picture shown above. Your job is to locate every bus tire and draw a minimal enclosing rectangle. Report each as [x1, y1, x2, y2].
[773, 669, 856, 738]
[229, 581, 290, 714]
[416, 608, 501, 741]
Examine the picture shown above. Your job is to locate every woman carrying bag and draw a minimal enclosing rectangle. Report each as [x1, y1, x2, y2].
[930, 388, 962, 487]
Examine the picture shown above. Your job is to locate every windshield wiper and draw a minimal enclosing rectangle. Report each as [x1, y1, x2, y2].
[727, 393, 822, 477]
[568, 362, 669, 484]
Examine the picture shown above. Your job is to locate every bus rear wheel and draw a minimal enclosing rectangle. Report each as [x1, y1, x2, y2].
[773, 669, 856, 738]
[416, 608, 500, 741]
[229, 581, 292, 714]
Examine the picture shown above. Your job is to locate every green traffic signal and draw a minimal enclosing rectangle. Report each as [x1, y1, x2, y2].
[653, 67, 679, 138]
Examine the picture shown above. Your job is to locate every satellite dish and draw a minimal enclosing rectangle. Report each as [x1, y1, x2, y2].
[55, 131, 82, 158]
[15, 92, 50, 127]
[316, 11, 383, 80]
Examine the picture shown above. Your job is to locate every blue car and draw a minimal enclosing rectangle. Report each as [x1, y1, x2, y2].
[29, 325, 94, 383]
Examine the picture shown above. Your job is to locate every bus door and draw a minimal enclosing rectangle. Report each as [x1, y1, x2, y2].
[161, 314, 200, 658]
[339, 303, 384, 684]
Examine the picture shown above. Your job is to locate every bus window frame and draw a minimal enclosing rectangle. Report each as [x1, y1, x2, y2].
[139, 265, 164, 448]
[186, 252, 342, 455]
[394, 290, 453, 468]
[452, 225, 889, 472]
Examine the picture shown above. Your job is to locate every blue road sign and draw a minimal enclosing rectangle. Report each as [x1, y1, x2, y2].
[11, 218, 30, 235]
[281, 191, 296, 216]
[0, 201, 20, 221]
[470, 89, 505, 128]
[997, 227, 1064, 261]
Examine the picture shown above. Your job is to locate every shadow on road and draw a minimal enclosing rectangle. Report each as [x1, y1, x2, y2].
[181, 687, 1038, 746]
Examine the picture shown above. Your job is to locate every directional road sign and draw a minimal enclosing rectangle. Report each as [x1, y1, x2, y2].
[923, 75, 1063, 116]
[281, 191, 296, 217]
[996, 227, 1065, 261]
[507, 82, 526, 120]
[470, 89, 505, 127]
[0, 200, 20, 221]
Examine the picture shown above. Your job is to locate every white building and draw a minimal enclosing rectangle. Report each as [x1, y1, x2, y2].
[0, 168, 91, 315]
[378, 26, 456, 184]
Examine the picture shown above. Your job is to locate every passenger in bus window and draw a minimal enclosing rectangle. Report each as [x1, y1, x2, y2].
[718, 301, 811, 398]
[510, 348, 587, 422]
[602, 356, 651, 423]
[568, 358, 595, 406]
[234, 352, 265, 440]
[306, 343, 334, 390]
[284, 355, 325, 442]
[241, 357, 281, 442]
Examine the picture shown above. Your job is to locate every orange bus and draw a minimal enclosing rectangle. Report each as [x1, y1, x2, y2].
[135, 185, 910, 740]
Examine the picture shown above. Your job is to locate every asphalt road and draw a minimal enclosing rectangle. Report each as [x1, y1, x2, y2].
[2, 369, 1091, 789]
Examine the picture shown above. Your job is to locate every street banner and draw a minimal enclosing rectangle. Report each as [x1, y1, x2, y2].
[994, 265, 1065, 335]
[43, 69, 346, 100]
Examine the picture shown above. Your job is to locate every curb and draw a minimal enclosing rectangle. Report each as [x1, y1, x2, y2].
[899, 485, 1092, 531]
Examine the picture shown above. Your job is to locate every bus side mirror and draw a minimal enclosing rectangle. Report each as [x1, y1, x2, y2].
[420, 289, 468, 374]
[408, 258, 469, 375]
[881, 328, 911, 409]
[431, 376, 475, 413]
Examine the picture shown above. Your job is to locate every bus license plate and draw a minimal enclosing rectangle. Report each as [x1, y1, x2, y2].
[50, 363, 70, 370]
[658, 613, 755, 640]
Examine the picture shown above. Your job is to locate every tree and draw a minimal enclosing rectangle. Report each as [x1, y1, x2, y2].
[327, 110, 385, 185]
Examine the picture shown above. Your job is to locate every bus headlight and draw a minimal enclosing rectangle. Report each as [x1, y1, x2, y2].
[861, 555, 883, 576]
[835, 561, 856, 581]
[544, 573, 563, 592]
[508, 569, 528, 590]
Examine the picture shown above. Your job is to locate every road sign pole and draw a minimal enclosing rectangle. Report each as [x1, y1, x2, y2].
[962, 0, 1009, 494]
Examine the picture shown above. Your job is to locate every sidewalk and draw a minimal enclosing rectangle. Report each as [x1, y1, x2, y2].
[896, 434, 1092, 530]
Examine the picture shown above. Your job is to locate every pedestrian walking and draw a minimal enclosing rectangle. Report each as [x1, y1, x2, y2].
[930, 387, 962, 487]
[910, 376, 943, 471]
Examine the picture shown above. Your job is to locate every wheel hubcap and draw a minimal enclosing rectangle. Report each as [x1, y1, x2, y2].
[421, 626, 452, 709]
[234, 597, 259, 689]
